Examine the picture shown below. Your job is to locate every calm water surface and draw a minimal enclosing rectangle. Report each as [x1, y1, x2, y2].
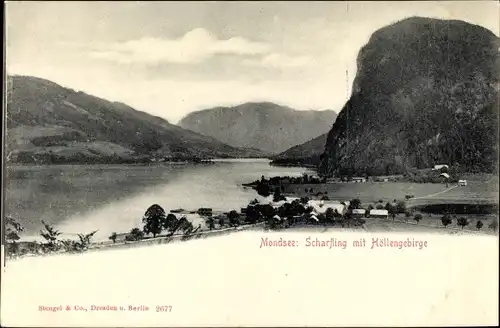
[5, 159, 312, 241]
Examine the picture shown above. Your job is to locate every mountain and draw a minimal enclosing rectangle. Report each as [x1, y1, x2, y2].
[178, 102, 337, 154]
[319, 17, 499, 177]
[5, 75, 265, 164]
[271, 133, 328, 167]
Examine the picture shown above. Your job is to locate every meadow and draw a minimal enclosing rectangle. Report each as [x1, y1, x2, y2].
[284, 177, 498, 205]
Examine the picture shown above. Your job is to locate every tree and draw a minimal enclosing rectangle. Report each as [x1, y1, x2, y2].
[256, 182, 271, 197]
[5, 216, 24, 243]
[273, 188, 285, 202]
[325, 208, 335, 224]
[77, 230, 98, 250]
[349, 198, 362, 210]
[40, 220, 61, 248]
[249, 198, 259, 205]
[245, 205, 261, 224]
[457, 217, 469, 230]
[299, 196, 310, 205]
[227, 210, 240, 227]
[366, 205, 374, 218]
[218, 216, 225, 228]
[321, 195, 330, 201]
[404, 211, 412, 222]
[390, 211, 397, 223]
[395, 201, 407, 214]
[109, 232, 118, 243]
[441, 215, 452, 228]
[489, 219, 498, 232]
[413, 214, 423, 224]
[125, 228, 144, 241]
[384, 202, 393, 212]
[439, 166, 449, 174]
[165, 213, 180, 236]
[476, 220, 483, 230]
[257, 204, 276, 219]
[142, 204, 167, 238]
[206, 217, 215, 231]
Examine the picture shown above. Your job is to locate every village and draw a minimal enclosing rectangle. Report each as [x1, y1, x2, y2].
[4, 161, 496, 259]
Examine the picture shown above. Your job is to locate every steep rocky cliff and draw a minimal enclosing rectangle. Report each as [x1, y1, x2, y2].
[319, 17, 499, 177]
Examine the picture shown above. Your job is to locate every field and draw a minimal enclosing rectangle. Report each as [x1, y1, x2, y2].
[284, 177, 498, 205]
[364, 215, 497, 235]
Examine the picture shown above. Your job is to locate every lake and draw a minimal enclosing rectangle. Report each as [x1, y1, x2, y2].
[4, 159, 313, 241]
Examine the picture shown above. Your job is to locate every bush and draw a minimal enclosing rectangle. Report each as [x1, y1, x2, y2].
[489, 219, 498, 232]
[413, 214, 423, 224]
[441, 215, 452, 228]
[109, 232, 118, 243]
[125, 228, 144, 241]
[299, 197, 310, 205]
[395, 201, 407, 214]
[228, 210, 240, 227]
[456, 217, 469, 230]
[476, 220, 483, 230]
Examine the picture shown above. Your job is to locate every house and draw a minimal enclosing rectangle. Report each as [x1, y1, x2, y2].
[271, 200, 287, 209]
[439, 173, 450, 179]
[307, 200, 346, 215]
[432, 164, 449, 171]
[273, 214, 283, 222]
[352, 177, 367, 183]
[458, 179, 467, 186]
[351, 209, 366, 217]
[368, 209, 388, 218]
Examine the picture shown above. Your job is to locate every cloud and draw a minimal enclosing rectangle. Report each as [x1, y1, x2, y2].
[242, 52, 314, 69]
[87, 28, 271, 65]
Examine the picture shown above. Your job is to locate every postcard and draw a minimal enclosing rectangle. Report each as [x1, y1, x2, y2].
[2, 1, 499, 327]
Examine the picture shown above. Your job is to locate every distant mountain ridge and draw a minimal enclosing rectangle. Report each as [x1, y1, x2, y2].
[178, 102, 336, 154]
[6, 75, 265, 164]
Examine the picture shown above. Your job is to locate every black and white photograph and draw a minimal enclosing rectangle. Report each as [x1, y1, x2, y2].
[2, 1, 499, 327]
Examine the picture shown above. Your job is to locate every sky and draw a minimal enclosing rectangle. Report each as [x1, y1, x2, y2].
[6, 1, 500, 123]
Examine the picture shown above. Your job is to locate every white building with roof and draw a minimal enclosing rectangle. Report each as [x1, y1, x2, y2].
[439, 172, 450, 179]
[351, 209, 366, 217]
[368, 209, 388, 218]
[307, 200, 346, 216]
[433, 164, 449, 171]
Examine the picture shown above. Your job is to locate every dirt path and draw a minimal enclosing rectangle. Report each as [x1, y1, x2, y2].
[409, 184, 459, 201]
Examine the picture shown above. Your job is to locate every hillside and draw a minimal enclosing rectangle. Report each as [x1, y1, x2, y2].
[5, 76, 265, 164]
[178, 102, 336, 154]
[319, 17, 499, 177]
[271, 133, 327, 167]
